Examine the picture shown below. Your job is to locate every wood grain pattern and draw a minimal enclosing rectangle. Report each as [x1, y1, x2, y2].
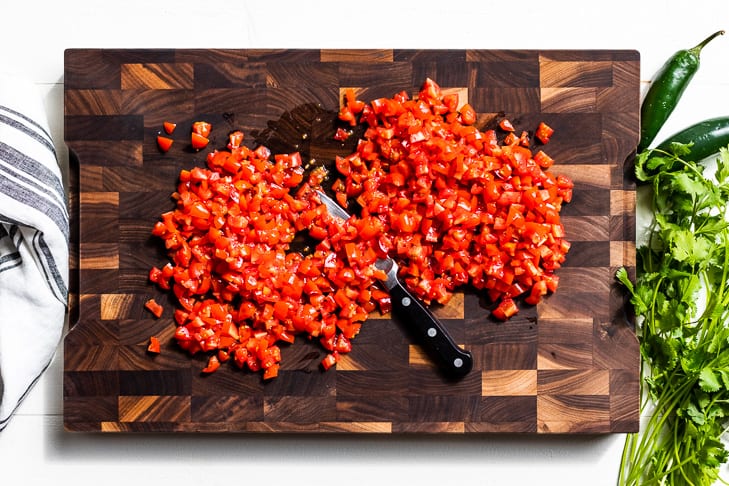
[64, 48, 639, 434]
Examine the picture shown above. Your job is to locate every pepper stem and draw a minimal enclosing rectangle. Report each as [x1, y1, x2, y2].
[690, 30, 725, 55]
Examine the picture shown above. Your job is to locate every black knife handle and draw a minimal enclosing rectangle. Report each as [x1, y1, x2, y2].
[389, 281, 473, 377]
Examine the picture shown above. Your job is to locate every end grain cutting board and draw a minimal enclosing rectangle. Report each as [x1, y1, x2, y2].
[63, 48, 640, 433]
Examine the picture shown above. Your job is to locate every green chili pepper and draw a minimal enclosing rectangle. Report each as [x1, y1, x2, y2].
[655, 115, 729, 162]
[638, 30, 724, 152]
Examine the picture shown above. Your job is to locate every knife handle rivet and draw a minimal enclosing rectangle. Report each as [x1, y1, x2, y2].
[454, 358, 464, 368]
[427, 327, 437, 337]
[401, 296, 412, 307]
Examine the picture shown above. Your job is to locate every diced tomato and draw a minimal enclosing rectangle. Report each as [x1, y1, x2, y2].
[191, 132, 209, 150]
[228, 130, 244, 149]
[329, 78, 572, 319]
[492, 298, 519, 321]
[145, 298, 164, 318]
[163, 121, 177, 134]
[202, 354, 220, 373]
[536, 121, 554, 144]
[338, 88, 365, 127]
[334, 127, 352, 141]
[157, 135, 173, 153]
[534, 150, 554, 169]
[147, 336, 161, 353]
[321, 352, 339, 371]
[150, 141, 374, 378]
[263, 363, 279, 380]
[499, 118, 515, 132]
[460, 103, 476, 125]
[192, 121, 212, 138]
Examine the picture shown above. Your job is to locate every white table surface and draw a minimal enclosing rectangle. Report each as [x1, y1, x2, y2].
[1, 1, 728, 484]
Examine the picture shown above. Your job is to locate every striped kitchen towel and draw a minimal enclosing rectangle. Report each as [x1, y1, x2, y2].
[0, 73, 68, 430]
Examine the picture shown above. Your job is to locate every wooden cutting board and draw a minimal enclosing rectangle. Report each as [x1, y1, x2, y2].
[63, 48, 639, 433]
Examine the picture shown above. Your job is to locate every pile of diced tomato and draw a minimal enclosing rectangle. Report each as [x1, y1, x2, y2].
[148, 130, 392, 378]
[333, 79, 572, 320]
[147, 78, 573, 378]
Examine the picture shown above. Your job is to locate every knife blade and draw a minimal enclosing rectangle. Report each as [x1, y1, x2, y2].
[316, 190, 473, 377]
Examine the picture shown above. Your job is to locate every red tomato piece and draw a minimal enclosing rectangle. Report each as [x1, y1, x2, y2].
[228, 130, 244, 149]
[191, 132, 209, 150]
[536, 121, 554, 144]
[338, 88, 365, 127]
[534, 150, 554, 169]
[147, 336, 161, 353]
[492, 298, 519, 321]
[145, 298, 164, 318]
[202, 354, 220, 373]
[344, 88, 365, 114]
[460, 103, 477, 125]
[192, 121, 212, 138]
[499, 118, 515, 132]
[157, 135, 173, 153]
[321, 352, 339, 371]
[334, 127, 352, 141]
[263, 363, 280, 380]
[163, 121, 177, 134]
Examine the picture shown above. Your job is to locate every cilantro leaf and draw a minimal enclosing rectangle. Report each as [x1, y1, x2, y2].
[672, 171, 706, 199]
[666, 141, 695, 158]
[699, 368, 722, 393]
[670, 230, 712, 264]
[715, 147, 729, 185]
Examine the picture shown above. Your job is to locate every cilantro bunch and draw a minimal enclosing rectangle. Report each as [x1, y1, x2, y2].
[617, 144, 729, 485]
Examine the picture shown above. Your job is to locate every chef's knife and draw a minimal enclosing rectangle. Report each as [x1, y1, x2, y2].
[316, 190, 473, 377]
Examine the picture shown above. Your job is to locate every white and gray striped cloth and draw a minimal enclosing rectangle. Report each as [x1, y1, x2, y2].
[0, 73, 68, 430]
